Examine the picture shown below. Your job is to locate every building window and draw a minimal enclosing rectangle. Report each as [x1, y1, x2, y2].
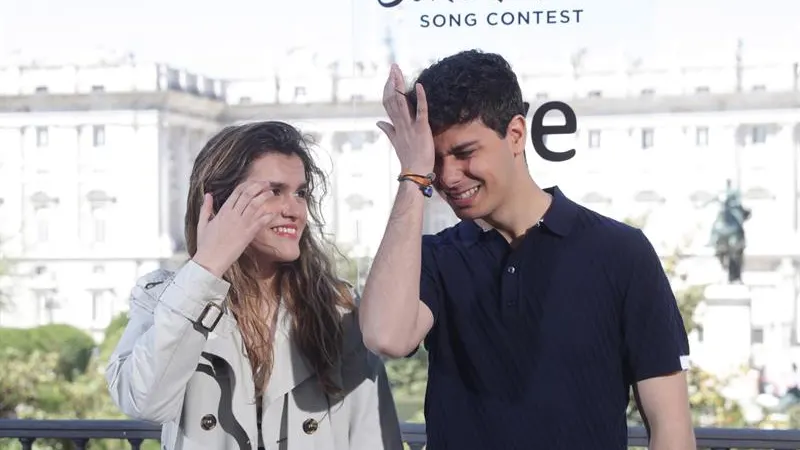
[752, 327, 764, 344]
[751, 126, 767, 144]
[86, 191, 116, 245]
[696, 86, 710, 93]
[641, 128, 654, 149]
[166, 68, 181, 90]
[535, 92, 548, 100]
[93, 125, 105, 147]
[294, 86, 306, 100]
[34, 86, 48, 94]
[92, 209, 107, 244]
[640, 88, 655, 96]
[588, 130, 601, 148]
[34, 290, 57, 325]
[91, 85, 105, 92]
[36, 126, 48, 147]
[588, 90, 602, 98]
[696, 127, 709, 146]
[752, 85, 766, 92]
[29, 191, 59, 245]
[35, 208, 51, 243]
[90, 290, 112, 323]
[30, 192, 57, 245]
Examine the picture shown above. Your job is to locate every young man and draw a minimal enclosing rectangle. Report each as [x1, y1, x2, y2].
[358, 50, 696, 450]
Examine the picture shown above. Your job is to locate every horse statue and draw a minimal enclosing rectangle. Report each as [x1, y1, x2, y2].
[708, 180, 751, 283]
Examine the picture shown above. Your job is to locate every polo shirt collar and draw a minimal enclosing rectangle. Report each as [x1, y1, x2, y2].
[457, 185, 578, 245]
[539, 186, 578, 237]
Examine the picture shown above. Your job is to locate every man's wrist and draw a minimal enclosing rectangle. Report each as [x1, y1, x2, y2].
[398, 167, 435, 198]
[396, 179, 432, 203]
[398, 176, 435, 198]
[401, 166, 434, 176]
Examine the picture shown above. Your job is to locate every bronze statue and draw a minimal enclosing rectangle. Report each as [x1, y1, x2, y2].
[708, 180, 751, 283]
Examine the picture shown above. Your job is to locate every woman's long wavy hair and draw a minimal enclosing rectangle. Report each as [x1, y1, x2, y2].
[184, 121, 353, 397]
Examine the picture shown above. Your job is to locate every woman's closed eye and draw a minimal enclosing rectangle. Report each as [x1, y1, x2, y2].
[268, 187, 308, 199]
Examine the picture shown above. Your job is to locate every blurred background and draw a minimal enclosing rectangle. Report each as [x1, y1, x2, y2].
[3, 0, 800, 448]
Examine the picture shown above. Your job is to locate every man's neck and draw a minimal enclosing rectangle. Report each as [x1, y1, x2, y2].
[483, 176, 552, 243]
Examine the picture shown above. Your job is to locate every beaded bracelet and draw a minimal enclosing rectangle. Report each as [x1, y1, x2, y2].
[397, 171, 436, 198]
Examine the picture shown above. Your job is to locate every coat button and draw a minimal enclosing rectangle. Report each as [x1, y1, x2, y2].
[200, 414, 217, 430]
[302, 418, 318, 435]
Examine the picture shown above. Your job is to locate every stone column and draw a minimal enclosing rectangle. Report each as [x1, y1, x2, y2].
[699, 283, 753, 376]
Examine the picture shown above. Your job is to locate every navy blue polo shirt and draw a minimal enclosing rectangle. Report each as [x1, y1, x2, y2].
[418, 186, 690, 450]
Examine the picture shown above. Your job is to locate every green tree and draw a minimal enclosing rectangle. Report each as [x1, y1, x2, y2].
[0, 349, 63, 419]
[0, 316, 160, 450]
[0, 325, 96, 381]
[385, 347, 429, 422]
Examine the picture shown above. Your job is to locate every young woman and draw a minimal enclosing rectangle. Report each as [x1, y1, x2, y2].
[106, 121, 403, 450]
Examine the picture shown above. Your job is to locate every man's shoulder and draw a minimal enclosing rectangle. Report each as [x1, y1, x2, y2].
[572, 203, 647, 244]
[570, 203, 659, 273]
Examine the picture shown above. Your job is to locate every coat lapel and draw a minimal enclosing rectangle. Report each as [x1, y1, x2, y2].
[198, 323, 258, 450]
[264, 304, 315, 406]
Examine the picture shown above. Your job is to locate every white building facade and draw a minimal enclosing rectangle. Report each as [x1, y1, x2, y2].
[0, 53, 225, 340]
[2, 51, 800, 373]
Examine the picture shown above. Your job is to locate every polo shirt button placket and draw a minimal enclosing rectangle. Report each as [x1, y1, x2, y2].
[505, 265, 517, 306]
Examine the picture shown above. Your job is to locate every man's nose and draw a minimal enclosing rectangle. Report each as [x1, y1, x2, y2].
[437, 160, 462, 189]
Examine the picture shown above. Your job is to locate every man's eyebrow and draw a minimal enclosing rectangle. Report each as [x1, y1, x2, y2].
[448, 140, 479, 154]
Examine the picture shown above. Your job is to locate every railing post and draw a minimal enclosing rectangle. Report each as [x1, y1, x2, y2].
[18, 437, 35, 450]
[128, 438, 144, 450]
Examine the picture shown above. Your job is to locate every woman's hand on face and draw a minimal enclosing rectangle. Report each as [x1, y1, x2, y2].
[192, 181, 280, 278]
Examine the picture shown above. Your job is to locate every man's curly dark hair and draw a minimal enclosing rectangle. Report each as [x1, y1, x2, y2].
[406, 49, 527, 138]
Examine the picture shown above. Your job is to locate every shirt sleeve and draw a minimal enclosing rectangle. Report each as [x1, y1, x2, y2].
[420, 237, 443, 324]
[622, 229, 691, 383]
[405, 238, 443, 358]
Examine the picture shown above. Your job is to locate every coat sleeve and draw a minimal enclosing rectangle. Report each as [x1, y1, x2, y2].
[105, 260, 231, 424]
[342, 338, 404, 450]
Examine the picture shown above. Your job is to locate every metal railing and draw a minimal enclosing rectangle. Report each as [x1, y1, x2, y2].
[2, 420, 800, 449]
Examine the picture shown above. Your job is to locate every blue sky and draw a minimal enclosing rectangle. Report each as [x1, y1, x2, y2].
[1, 0, 798, 78]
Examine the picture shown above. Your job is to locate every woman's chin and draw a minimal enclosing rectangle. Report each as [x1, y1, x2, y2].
[248, 244, 301, 266]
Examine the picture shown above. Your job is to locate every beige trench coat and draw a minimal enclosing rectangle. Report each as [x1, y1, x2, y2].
[105, 260, 403, 450]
